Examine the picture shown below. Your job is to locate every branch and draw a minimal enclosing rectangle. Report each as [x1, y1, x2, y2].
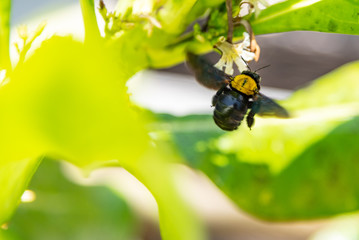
[226, 0, 233, 43]
[119, 146, 207, 240]
[79, 0, 101, 44]
[0, 0, 11, 70]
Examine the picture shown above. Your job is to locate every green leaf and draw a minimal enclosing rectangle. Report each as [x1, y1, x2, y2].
[252, 0, 359, 35]
[0, 36, 149, 169]
[153, 61, 359, 220]
[0, 36, 148, 226]
[0, 36, 205, 240]
[0, 158, 41, 224]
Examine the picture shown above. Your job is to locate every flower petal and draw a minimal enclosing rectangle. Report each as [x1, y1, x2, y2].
[257, 0, 270, 7]
[241, 50, 256, 61]
[214, 57, 227, 70]
[224, 58, 234, 75]
[242, 32, 251, 48]
[213, 31, 258, 74]
[234, 58, 248, 72]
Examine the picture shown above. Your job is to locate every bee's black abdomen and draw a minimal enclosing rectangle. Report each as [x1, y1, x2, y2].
[212, 90, 249, 131]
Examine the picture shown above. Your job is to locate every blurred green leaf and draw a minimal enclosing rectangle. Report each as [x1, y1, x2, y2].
[4, 159, 138, 240]
[153, 61, 359, 220]
[0, 36, 149, 168]
[0, 158, 41, 224]
[0, 36, 149, 228]
[252, 0, 359, 34]
[0, 35, 205, 239]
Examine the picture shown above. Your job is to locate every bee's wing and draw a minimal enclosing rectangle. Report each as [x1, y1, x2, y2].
[186, 52, 231, 90]
[253, 93, 290, 118]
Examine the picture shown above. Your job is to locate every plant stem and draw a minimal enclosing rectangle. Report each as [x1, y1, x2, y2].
[79, 0, 101, 43]
[120, 146, 207, 240]
[226, 0, 233, 43]
[0, 0, 11, 70]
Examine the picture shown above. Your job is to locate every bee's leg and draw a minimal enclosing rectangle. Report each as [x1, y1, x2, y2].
[246, 110, 255, 129]
[246, 100, 260, 129]
[212, 84, 228, 106]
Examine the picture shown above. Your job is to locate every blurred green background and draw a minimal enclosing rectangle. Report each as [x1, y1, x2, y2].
[1, 0, 359, 239]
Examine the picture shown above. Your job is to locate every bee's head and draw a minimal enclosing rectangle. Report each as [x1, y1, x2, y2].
[241, 70, 261, 85]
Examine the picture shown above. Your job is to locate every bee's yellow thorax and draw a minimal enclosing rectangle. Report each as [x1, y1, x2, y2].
[230, 74, 259, 96]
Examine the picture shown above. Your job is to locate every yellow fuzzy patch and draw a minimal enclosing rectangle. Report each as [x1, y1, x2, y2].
[230, 74, 259, 96]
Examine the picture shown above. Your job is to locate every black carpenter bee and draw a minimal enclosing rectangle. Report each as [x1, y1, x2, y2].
[186, 52, 289, 131]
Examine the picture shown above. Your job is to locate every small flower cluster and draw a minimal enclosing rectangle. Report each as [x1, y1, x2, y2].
[14, 22, 46, 66]
[239, 0, 270, 17]
[214, 32, 255, 75]
[99, 0, 162, 37]
[213, 0, 269, 75]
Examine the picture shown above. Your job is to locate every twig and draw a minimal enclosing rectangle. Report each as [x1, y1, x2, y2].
[0, 0, 11, 70]
[226, 0, 233, 43]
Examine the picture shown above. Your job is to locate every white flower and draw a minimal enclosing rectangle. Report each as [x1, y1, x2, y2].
[131, 1, 162, 36]
[246, 0, 270, 17]
[214, 32, 255, 75]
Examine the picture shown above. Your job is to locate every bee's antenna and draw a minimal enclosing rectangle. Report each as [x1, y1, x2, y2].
[255, 64, 271, 72]
[241, 57, 252, 71]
